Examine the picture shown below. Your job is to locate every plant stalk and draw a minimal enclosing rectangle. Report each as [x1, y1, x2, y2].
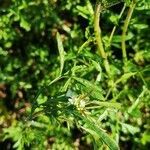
[121, 0, 136, 64]
[109, 3, 126, 44]
[94, 2, 110, 76]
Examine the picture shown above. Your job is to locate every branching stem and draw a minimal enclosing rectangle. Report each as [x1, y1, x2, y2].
[121, 0, 136, 64]
[109, 3, 126, 44]
[94, 2, 110, 76]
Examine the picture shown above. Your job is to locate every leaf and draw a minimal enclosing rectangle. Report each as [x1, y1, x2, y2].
[112, 32, 134, 43]
[73, 77, 104, 100]
[13, 137, 23, 150]
[87, 101, 121, 109]
[136, 1, 150, 10]
[76, 1, 94, 19]
[56, 32, 65, 76]
[92, 60, 102, 72]
[36, 94, 48, 105]
[92, 60, 102, 82]
[141, 131, 150, 145]
[109, 14, 119, 25]
[20, 18, 31, 31]
[120, 123, 140, 135]
[133, 24, 148, 30]
[115, 72, 136, 84]
[128, 86, 147, 113]
[62, 78, 72, 92]
[81, 126, 103, 147]
[83, 118, 119, 150]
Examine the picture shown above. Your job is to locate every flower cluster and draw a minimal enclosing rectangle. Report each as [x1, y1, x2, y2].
[68, 95, 87, 111]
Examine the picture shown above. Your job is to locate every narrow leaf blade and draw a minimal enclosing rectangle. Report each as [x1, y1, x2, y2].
[56, 32, 65, 76]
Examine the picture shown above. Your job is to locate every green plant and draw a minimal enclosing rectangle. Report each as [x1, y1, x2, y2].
[0, 0, 150, 149]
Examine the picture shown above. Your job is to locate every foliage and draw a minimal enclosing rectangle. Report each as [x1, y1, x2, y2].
[0, 0, 150, 149]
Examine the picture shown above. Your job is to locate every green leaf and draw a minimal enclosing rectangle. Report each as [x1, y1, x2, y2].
[92, 60, 102, 72]
[87, 101, 121, 109]
[83, 118, 119, 150]
[128, 86, 147, 113]
[136, 1, 150, 10]
[115, 72, 136, 84]
[141, 131, 150, 145]
[120, 123, 140, 135]
[37, 94, 48, 105]
[133, 24, 148, 30]
[112, 32, 134, 43]
[76, 1, 94, 19]
[62, 78, 72, 92]
[20, 18, 31, 31]
[109, 14, 119, 25]
[73, 77, 104, 100]
[92, 60, 102, 82]
[57, 32, 65, 76]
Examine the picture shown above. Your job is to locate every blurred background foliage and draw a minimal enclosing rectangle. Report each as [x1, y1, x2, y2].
[0, 0, 150, 149]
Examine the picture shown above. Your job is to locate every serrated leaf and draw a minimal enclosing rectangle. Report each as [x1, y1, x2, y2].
[115, 72, 136, 84]
[57, 32, 65, 76]
[83, 118, 119, 150]
[62, 78, 72, 92]
[73, 77, 104, 100]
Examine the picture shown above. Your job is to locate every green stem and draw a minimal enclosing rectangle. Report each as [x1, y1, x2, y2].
[109, 3, 126, 44]
[121, 0, 136, 64]
[78, 38, 93, 53]
[94, 2, 110, 76]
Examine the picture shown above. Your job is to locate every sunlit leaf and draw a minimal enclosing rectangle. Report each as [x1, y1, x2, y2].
[20, 18, 31, 31]
[57, 32, 65, 76]
[82, 118, 119, 150]
[73, 77, 105, 100]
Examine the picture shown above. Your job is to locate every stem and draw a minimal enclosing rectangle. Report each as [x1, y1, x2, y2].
[121, 0, 136, 64]
[94, 2, 110, 76]
[109, 4, 126, 44]
[78, 38, 93, 53]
